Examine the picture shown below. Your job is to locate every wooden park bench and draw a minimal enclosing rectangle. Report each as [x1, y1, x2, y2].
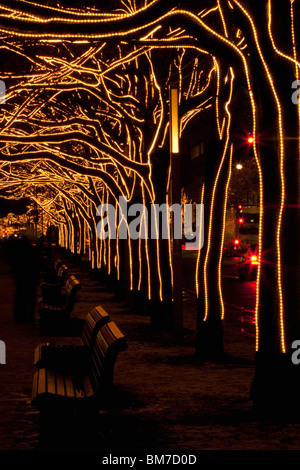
[38, 275, 81, 327]
[34, 305, 110, 371]
[31, 321, 128, 409]
[41, 263, 69, 290]
[40, 264, 69, 303]
[40, 258, 63, 283]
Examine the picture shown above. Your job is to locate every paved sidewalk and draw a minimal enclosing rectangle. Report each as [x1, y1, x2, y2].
[1, 251, 300, 450]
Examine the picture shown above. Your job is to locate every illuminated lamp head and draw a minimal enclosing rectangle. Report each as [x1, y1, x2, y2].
[247, 136, 254, 144]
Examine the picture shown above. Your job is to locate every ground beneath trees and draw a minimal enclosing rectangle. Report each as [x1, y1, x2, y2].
[0, 250, 300, 451]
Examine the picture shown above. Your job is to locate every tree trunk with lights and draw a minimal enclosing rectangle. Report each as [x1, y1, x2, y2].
[196, 66, 234, 360]
[239, 1, 300, 415]
[1, 0, 300, 416]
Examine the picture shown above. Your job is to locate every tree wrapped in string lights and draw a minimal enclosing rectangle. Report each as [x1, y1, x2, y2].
[0, 0, 215, 328]
[0, 0, 299, 415]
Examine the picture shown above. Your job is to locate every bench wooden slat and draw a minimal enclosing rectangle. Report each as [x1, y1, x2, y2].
[72, 377, 85, 398]
[56, 373, 66, 397]
[107, 321, 126, 341]
[46, 369, 57, 395]
[34, 345, 41, 366]
[64, 374, 76, 399]
[81, 375, 94, 398]
[36, 368, 46, 396]
[32, 370, 39, 399]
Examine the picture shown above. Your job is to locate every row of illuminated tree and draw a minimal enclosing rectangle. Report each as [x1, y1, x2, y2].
[0, 0, 299, 413]
[0, 11, 215, 325]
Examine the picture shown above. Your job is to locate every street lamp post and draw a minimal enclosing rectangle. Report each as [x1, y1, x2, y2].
[169, 86, 183, 342]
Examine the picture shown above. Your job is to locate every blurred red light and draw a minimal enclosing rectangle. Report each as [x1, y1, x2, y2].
[251, 255, 259, 264]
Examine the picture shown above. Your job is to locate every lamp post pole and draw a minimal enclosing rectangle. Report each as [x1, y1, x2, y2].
[169, 86, 183, 342]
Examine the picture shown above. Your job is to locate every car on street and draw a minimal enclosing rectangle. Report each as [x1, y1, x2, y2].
[237, 244, 259, 280]
[224, 239, 244, 257]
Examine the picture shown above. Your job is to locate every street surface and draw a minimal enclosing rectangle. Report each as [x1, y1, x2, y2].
[182, 250, 256, 337]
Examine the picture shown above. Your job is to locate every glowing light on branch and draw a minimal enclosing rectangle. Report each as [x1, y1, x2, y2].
[0, 0, 291, 350]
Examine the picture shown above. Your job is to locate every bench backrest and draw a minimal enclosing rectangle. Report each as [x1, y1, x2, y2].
[64, 275, 81, 313]
[53, 259, 62, 272]
[57, 264, 69, 284]
[88, 321, 127, 394]
[81, 306, 110, 348]
[41, 258, 62, 281]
